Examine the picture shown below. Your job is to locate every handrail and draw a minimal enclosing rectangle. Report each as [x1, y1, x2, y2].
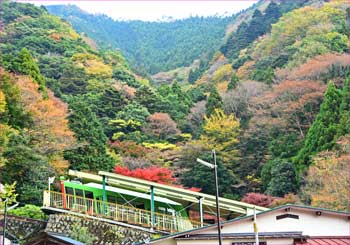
[43, 190, 205, 232]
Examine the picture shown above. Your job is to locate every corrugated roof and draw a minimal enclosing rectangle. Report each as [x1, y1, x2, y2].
[68, 170, 269, 215]
[47, 232, 85, 245]
[85, 182, 181, 206]
[176, 231, 304, 240]
[296, 237, 350, 245]
[138, 204, 350, 244]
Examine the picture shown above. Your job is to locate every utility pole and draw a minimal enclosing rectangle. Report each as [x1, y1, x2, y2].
[2, 198, 8, 245]
[196, 150, 222, 245]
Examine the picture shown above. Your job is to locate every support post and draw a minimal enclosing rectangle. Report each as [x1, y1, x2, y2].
[2, 199, 8, 245]
[150, 186, 155, 230]
[198, 197, 204, 227]
[213, 150, 222, 245]
[60, 176, 67, 209]
[102, 175, 107, 215]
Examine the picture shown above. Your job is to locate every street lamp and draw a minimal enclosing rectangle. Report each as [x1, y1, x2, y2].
[196, 149, 222, 245]
[1, 199, 19, 245]
[2, 198, 8, 245]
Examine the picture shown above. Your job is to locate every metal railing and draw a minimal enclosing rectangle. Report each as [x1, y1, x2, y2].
[43, 190, 204, 232]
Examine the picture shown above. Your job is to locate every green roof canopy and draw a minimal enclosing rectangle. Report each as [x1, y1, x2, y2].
[68, 170, 268, 216]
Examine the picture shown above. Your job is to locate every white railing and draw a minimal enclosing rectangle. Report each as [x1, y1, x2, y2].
[43, 190, 204, 232]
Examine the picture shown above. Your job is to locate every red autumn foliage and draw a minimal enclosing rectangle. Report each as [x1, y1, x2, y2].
[114, 165, 201, 192]
[115, 165, 176, 184]
[241, 192, 277, 208]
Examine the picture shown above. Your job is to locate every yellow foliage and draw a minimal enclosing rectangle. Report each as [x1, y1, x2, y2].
[303, 136, 350, 211]
[0, 124, 17, 168]
[0, 90, 6, 114]
[72, 53, 112, 78]
[211, 64, 233, 84]
[142, 142, 178, 151]
[199, 109, 240, 164]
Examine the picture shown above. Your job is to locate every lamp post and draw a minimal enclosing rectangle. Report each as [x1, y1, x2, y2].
[2, 198, 8, 245]
[196, 149, 222, 245]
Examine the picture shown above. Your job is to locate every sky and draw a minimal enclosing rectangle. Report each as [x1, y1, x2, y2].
[21, 0, 258, 21]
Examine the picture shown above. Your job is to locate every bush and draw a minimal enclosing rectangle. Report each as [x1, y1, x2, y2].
[8, 204, 48, 220]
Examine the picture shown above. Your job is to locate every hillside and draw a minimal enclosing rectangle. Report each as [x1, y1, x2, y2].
[46, 4, 233, 75]
[0, 0, 349, 216]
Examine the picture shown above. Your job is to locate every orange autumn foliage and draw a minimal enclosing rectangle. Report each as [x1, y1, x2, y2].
[15, 75, 76, 156]
[275, 53, 350, 82]
[303, 136, 350, 211]
[250, 80, 326, 138]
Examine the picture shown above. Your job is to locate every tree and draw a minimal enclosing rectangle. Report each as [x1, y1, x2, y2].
[143, 113, 180, 140]
[114, 166, 176, 185]
[241, 192, 276, 208]
[180, 154, 237, 197]
[64, 98, 115, 172]
[2, 144, 54, 205]
[115, 102, 150, 125]
[336, 77, 350, 138]
[10, 48, 47, 96]
[262, 159, 298, 197]
[228, 73, 239, 90]
[205, 86, 223, 116]
[200, 109, 240, 164]
[302, 136, 350, 211]
[135, 85, 162, 114]
[294, 81, 342, 171]
[15, 76, 76, 156]
[0, 182, 17, 210]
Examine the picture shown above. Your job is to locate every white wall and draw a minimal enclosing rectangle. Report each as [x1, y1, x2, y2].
[196, 209, 350, 236]
[175, 238, 294, 245]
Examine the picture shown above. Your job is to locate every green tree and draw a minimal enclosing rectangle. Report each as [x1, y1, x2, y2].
[336, 77, 350, 138]
[205, 86, 223, 116]
[64, 98, 115, 171]
[10, 48, 47, 97]
[181, 154, 238, 197]
[2, 144, 54, 205]
[0, 182, 18, 210]
[294, 81, 342, 171]
[262, 159, 298, 197]
[228, 73, 240, 90]
[115, 102, 150, 125]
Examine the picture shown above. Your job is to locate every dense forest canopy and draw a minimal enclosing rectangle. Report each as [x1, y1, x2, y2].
[46, 4, 233, 75]
[0, 0, 350, 215]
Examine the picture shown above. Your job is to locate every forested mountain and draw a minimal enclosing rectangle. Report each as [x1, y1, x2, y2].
[46, 4, 233, 75]
[0, 0, 350, 215]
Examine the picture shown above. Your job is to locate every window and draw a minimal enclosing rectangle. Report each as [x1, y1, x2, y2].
[276, 214, 299, 220]
[85, 191, 93, 199]
[75, 189, 84, 197]
[65, 187, 74, 195]
[107, 195, 117, 203]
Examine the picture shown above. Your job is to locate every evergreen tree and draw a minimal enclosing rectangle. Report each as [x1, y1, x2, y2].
[205, 86, 223, 116]
[11, 48, 47, 97]
[135, 85, 162, 114]
[294, 81, 342, 171]
[336, 77, 350, 138]
[228, 73, 240, 90]
[263, 159, 298, 197]
[64, 98, 115, 171]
